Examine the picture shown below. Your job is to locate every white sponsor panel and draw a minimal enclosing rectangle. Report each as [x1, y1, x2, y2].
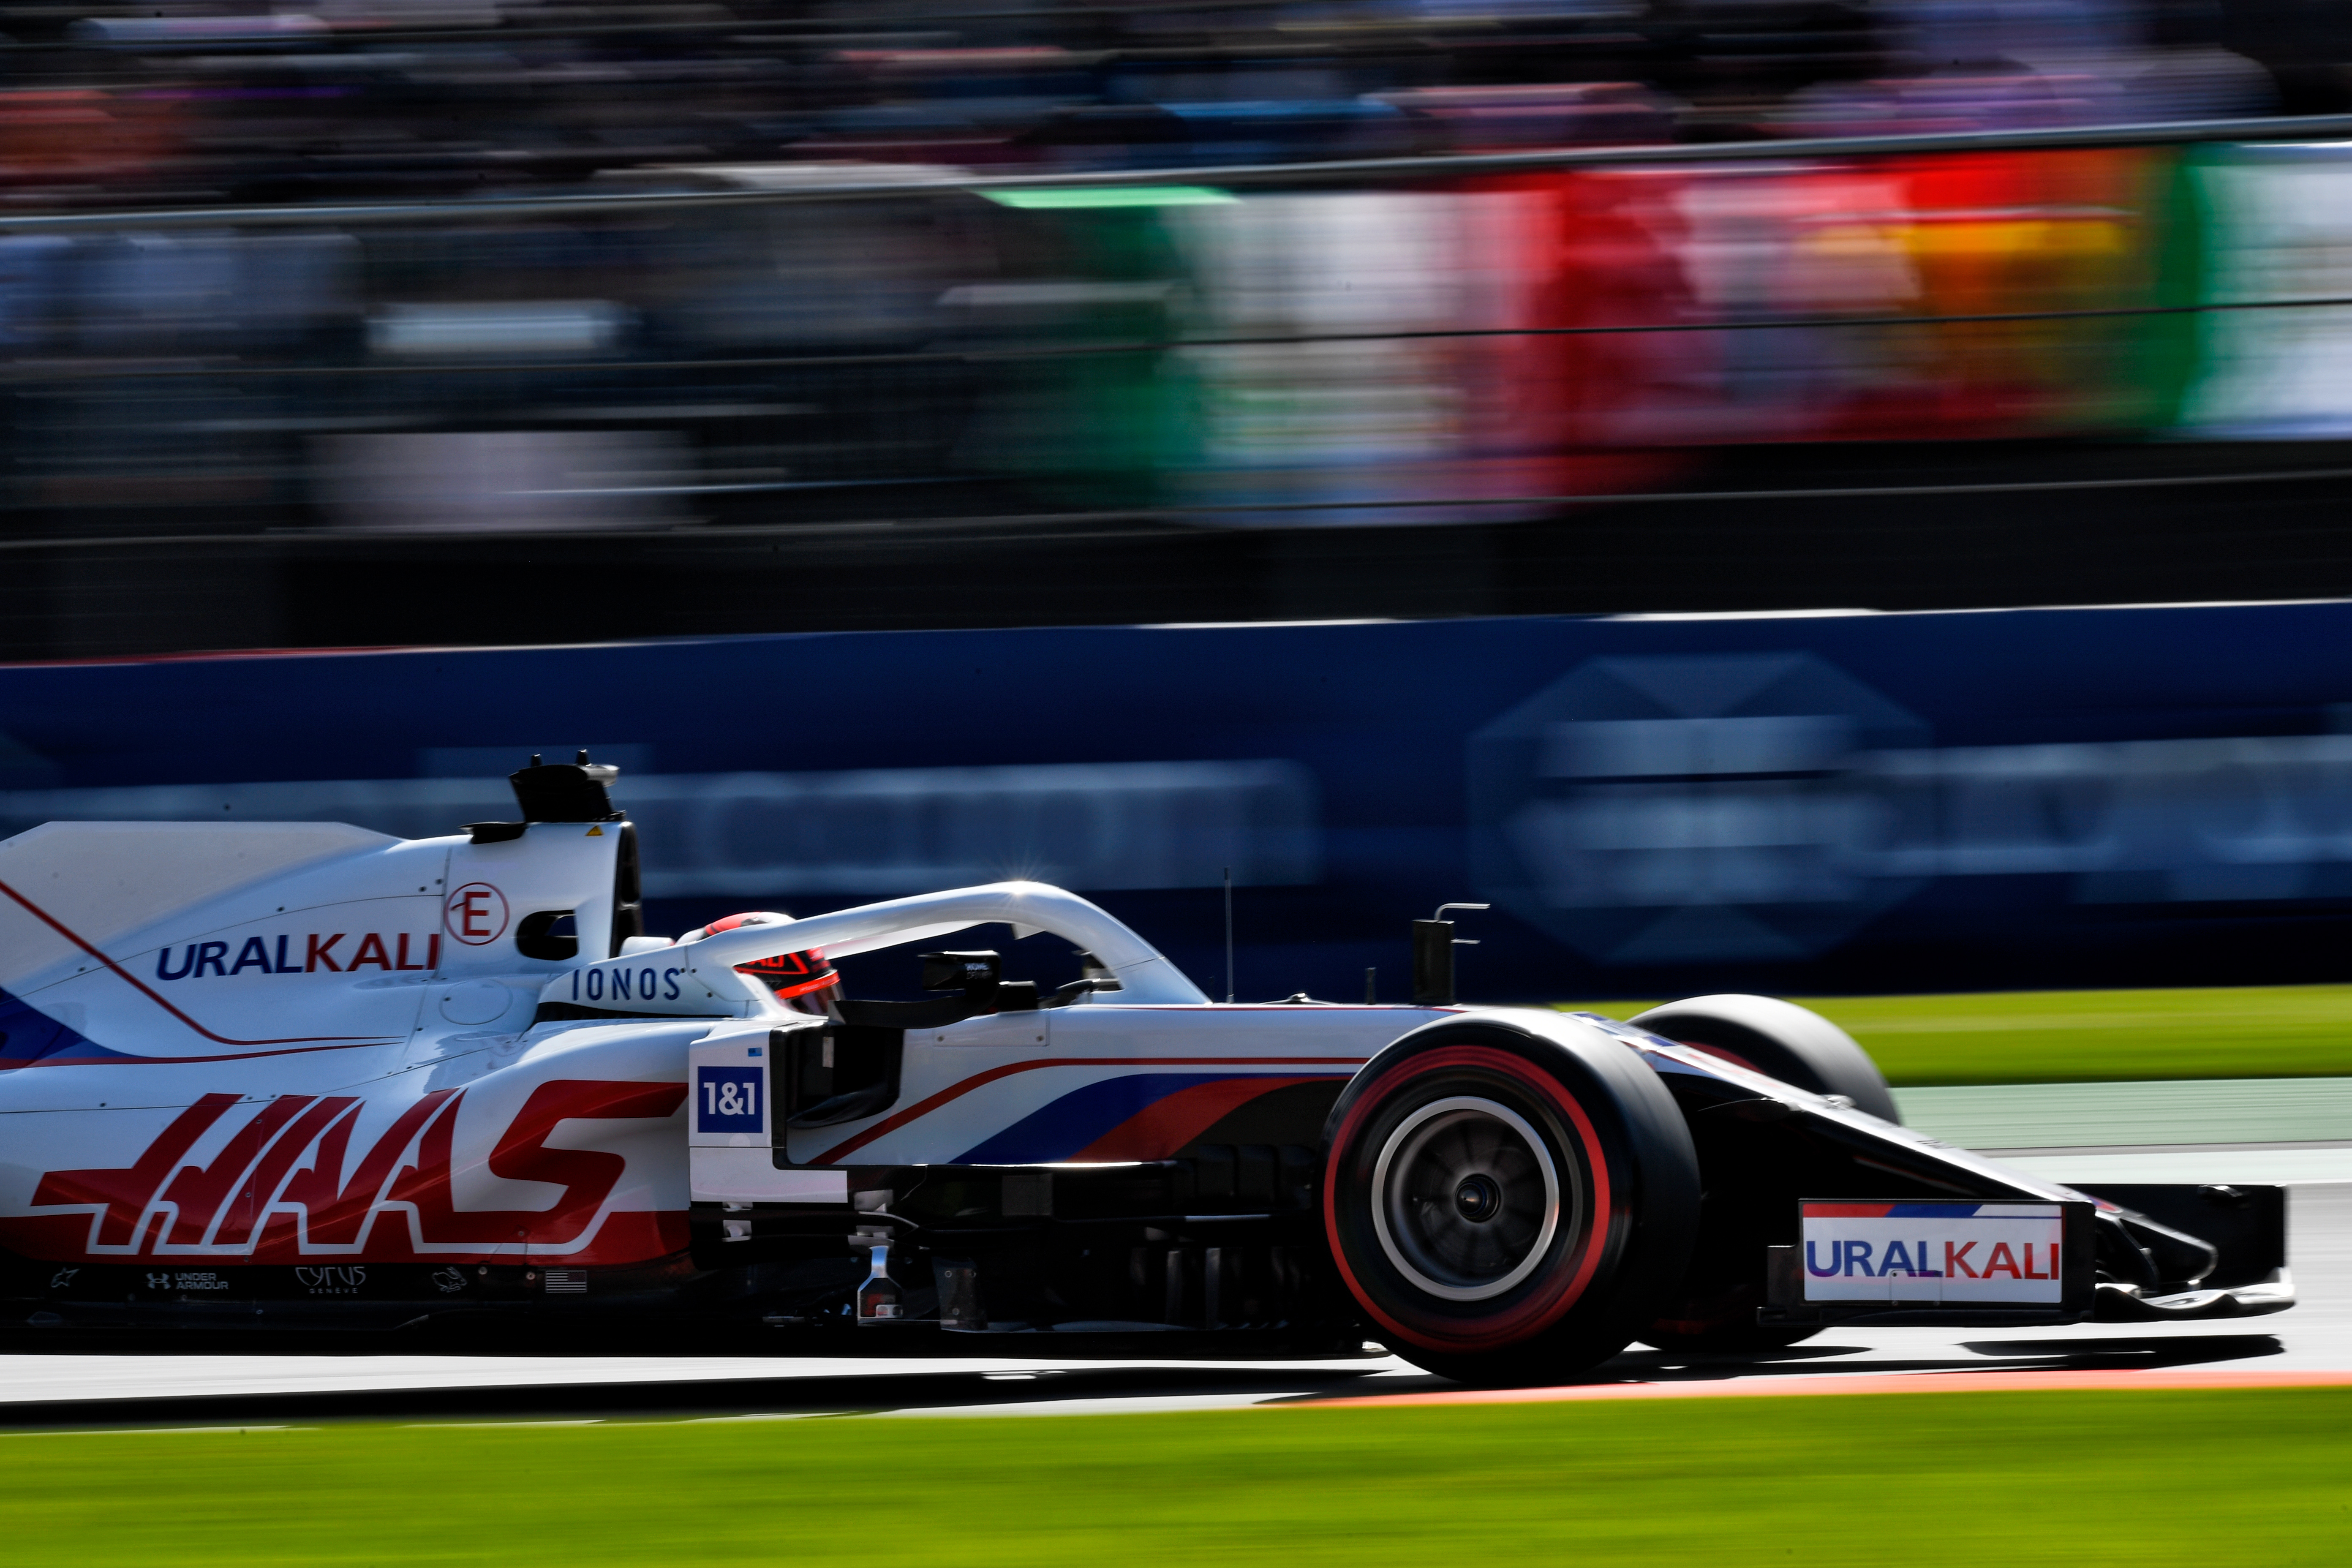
[1801, 1202, 2065, 1304]
[689, 1148, 849, 1206]
[686, 1030, 850, 1204]
[688, 1034, 784, 1148]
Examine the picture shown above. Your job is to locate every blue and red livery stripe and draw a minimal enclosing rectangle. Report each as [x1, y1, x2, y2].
[952, 1072, 1345, 1163]
[811, 1056, 1369, 1163]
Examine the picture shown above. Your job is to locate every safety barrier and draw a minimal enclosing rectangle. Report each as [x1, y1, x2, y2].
[5, 602, 2351, 997]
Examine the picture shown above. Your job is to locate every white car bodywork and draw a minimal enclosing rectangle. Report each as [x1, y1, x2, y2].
[0, 819, 1439, 1270]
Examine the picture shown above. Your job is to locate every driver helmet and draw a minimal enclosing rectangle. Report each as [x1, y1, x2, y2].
[679, 911, 839, 1010]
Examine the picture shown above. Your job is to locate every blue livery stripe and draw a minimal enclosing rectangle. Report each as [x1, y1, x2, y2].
[0, 987, 137, 1069]
[953, 1073, 1244, 1164]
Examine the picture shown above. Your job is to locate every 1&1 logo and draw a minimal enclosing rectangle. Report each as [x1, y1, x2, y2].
[696, 1066, 764, 1134]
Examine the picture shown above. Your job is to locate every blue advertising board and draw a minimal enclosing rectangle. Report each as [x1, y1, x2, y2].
[2, 603, 2349, 1001]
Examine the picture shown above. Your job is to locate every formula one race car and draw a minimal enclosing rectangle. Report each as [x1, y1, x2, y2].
[0, 759, 2293, 1381]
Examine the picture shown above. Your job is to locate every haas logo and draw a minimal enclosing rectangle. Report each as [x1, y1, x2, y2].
[4, 1080, 685, 1265]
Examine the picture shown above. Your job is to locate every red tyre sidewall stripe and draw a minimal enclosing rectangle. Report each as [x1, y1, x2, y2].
[1322, 1043, 1614, 1354]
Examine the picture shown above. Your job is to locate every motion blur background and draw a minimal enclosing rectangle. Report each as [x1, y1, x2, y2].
[5, 0, 2352, 655]
[7, 0, 2352, 1003]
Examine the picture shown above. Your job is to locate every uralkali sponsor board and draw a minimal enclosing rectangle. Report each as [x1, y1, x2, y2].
[1802, 1202, 2067, 1305]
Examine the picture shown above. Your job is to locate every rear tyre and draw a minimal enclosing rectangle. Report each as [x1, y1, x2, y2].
[1322, 1018, 1700, 1386]
[1629, 994, 1897, 1124]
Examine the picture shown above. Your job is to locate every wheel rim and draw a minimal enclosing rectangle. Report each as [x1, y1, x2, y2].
[1369, 1095, 1566, 1303]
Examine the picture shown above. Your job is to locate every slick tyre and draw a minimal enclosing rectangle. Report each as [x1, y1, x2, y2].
[1630, 995, 1898, 1124]
[1322, 1018, 1700, 1386]
[1630, 995, 1893, 1355]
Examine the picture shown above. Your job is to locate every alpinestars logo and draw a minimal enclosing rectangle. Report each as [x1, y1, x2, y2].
[3, 1079, 685, 1264]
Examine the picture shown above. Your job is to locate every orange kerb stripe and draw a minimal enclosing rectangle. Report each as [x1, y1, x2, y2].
[1299, 1368, 2352, 1407]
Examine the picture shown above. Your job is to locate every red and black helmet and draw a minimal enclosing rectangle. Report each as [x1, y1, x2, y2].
[681, 911, 838, 1000]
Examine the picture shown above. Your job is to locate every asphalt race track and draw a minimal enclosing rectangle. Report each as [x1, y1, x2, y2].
[3, 1172, 2346, 1431]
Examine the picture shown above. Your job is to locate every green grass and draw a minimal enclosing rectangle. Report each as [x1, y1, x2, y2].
[1561, 984, 2352, 1085]
[5, 1391, 2348, 1564]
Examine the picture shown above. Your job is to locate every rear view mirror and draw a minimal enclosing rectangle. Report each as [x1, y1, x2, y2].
[921, 950, 1002, 999]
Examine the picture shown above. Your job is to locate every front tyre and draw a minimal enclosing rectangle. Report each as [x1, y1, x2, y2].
[1322, 1019, 1700, 1386]
[1628, 994, 1897, 1124]
[1628, 994, 1894, 1354]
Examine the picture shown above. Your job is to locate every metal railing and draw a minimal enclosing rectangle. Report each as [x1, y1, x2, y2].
[2, 109, 2350, 232]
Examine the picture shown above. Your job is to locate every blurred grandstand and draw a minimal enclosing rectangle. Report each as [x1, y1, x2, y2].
[6, 1, 2352, 657]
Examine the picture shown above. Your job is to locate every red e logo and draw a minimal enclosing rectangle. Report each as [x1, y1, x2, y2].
[444, 882, 510, 946]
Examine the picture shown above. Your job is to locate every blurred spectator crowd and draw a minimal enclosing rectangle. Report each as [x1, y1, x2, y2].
[1, 0, 2350, 534]
[0, 1, 2332, 204]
